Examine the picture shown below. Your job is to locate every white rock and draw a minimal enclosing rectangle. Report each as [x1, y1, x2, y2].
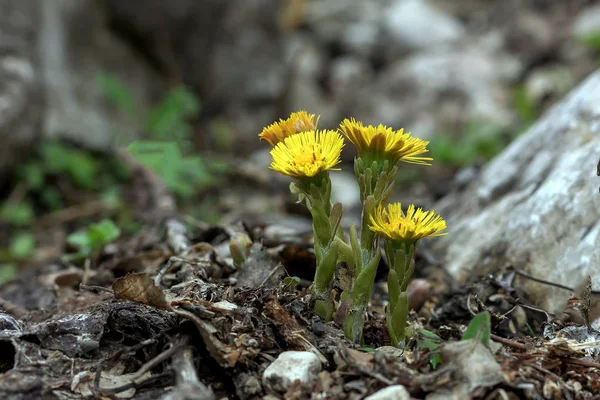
[262, 351, 322, 393]
[365, 385, 410, 400]
[364, 47, 522, 134]
[383, 0, 464, 53]
[432, 70, 600, 315]
[573, 5, 600, 38]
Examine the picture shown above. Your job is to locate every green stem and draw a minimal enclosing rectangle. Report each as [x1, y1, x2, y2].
[295, 174, 343, 320]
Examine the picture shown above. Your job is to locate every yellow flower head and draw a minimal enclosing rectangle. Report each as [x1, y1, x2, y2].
[259, 111, 320, 146]
[339, 118, 432, 166]
[369, 203, 447, 242]
[269, 130, 344, 178]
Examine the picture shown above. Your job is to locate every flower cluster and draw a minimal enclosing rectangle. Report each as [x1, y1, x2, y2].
[259, 110, 447, 346]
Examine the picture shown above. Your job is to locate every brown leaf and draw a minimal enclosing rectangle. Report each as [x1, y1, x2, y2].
[112, 273, 169, 310]
[264, 295, 328, 365]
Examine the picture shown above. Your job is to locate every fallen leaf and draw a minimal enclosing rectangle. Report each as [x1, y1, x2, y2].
[112, 273, 169, 310]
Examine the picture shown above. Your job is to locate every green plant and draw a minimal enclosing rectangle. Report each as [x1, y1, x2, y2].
[578, 31, 600, 52]
[128, 141, 218, 199]
[462, 311, 491, 347]
[98, 73, 226, 201]
[430, 121, 506, 167]
[417, 329, 443, 368]
[66, 219, 121, 260]
[259, 112, 447, 345]
[0, 202, 35, 226]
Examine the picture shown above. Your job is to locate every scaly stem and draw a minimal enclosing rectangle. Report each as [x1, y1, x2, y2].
[293, 174, 342, 320]
[385, 242, 416, 348]
[342, 160, 398, 342]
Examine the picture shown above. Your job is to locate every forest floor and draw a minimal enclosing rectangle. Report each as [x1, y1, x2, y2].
[0, 141, 599, 400]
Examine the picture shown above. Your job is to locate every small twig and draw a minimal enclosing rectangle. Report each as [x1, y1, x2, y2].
[35, 199, 113, 227]
[259, 263, 284, 287]
[563, 357, 600, 369]
[79, 284, 114, 295]
[339, 346, 394, 386]
[81, 258, 91, 286]
[581, 276, 593, 333]
[134, 344, 182, 378]
[490, 334, 529, 351]
[170, 336, 215, 400]
[165, 218, 190, 254]
[154, 257, 196, 287]
[0, 297, 28, 318]
[94, 371, 172, 395]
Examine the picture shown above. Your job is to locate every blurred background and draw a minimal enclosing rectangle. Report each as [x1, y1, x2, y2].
[1, 0, 599, 281]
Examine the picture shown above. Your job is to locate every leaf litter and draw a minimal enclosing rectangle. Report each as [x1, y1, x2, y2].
[0, 146, 599, 399]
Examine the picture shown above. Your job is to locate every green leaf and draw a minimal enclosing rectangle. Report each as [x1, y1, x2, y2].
[39, 142, 100, 189]
[40, 188, 64, 210]
[96, 72, 137, 115]
[283, 276, 300, 289]
[10, 233, 35, 259]
[578, 31, 600, 51]
[128, 140, 219, 199]
[462, 311, 491, 347]
[417, 329, 443, 369]
[18, 162, 44, 189]
[146, 88, 200, 141]
[67, 219, 121, 256]
[358, 347, 377, 353]
[0, 264, 17, 284]
[0, 202, 34, 226]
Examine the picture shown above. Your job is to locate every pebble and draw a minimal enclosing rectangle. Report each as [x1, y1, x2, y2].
[365, 385, 411, 400]
[262, 351, 322, 393]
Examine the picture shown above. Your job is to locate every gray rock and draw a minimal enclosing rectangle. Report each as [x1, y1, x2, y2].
[0, 0, 42, 178]
[365, 385, 410, 400]
[431, 70, 600, 316]
[39, 0, 162, 148]
[305, 0, 386, 56]
[262, 351, 322, 393]
[360, 46, 521, 137]
[504, 11, 554, 63]
[284, 35, 338, 129]
[383, 0, 465, 54]
[426, 340, 504, 399]
[524, 65, 575, 106]
[573, 4, 600, 39]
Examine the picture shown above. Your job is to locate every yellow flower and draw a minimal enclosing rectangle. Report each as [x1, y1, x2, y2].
[339, 118, 432, 165]
[259, 111, 320, 146]
[270, 130, 344, 178]
[369, 203, 447, 242]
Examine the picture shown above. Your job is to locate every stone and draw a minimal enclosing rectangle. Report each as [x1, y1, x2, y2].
[431, 70, 600, 317]
[383, 0, 465, 54]
[359, 46, 522, 138]
[365, 385, 410, 400]
[305, 0, 385, 56]
[0, 0, 42, 178]
[426, 340, 504, 399]
[524, 65, 575, 108]
[39, 0, 163, 149]
[504, 11, 554, 63]
[262, 351, 322, 393]
[573, 4, 600, 39]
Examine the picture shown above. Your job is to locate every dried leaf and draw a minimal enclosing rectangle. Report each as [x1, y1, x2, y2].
[112, 273, 169, 310]
[264, 295, 327, 365]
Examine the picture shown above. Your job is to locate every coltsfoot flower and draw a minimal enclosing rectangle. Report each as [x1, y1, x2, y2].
[269, 130, 344, 178]
[259, 111, 319, 146]
[339, 118, 432, 166]
[369, 203, 447, 243]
